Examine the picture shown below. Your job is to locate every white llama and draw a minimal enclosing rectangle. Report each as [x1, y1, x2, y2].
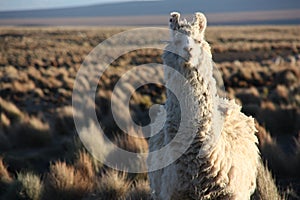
[148, 12, 265, 200]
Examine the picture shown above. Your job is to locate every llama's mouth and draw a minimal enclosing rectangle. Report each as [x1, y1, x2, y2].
[183, 62, 193, 68]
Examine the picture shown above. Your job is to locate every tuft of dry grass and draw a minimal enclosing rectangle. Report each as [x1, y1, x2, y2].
[16, 172, 43, 200]
[253, 161, 281, 200]
[255, 123, 300, 197]
[255, 122, 274, 147]
[79, 120, 114, 165]
[0, 97, 24, 123]
[108, 128, 149, 174]
[74, 151, 96, 179]
[7, 116, 52, 148]
[44, 160, 95, 200]
[0, 157, 13, 196]
[1, 112, 10, 127]
[54, 106, 75, 135]
[126, 180, 151, 200]
[0, 157, 12, 184]
[90, 170, 131, 200]
[27, 116, 50, 133]
[256, 123, 289, 176]
[115, 128, 148, 154]
[269, 84, 290, 104]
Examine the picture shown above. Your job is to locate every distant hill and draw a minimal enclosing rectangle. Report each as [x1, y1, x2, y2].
[1, 0, 300, 18]
[0, 0, 299, 25]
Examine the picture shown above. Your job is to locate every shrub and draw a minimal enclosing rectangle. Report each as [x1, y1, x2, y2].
[256, 123, 289, 176]
[0, 157, 13, 193]
[115, 127, 148, 154]
[126, 180, 151, 200]
[253, 161, 281, 200]
[43, 161, 94, 200]
[1, 112, 10, 127]
[74, 151, 96, 179]
[54, 106, 75, 135]
[0, 97, 24, 123]
[78, 120, 114, 166]
[7, 116, 52, 148]
[91, 170, 131, 200]
[107, 128, 148, 174]
[16, 172, 43, 200]
[269, 84, 289, 104]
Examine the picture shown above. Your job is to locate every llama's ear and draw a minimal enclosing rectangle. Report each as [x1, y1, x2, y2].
[169, 12, 180, 30]
[193, 12, 207, 34]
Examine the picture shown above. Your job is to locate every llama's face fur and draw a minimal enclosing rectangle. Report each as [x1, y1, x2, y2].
[168, 12, 208, 65]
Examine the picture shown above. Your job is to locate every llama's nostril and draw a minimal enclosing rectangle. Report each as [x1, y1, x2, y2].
[184, 47, 192, 52]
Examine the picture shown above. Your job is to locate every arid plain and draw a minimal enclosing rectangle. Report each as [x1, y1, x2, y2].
[0, 26, 300, 199]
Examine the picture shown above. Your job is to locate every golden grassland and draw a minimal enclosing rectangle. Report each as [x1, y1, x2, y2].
[0, 26, 300, 199]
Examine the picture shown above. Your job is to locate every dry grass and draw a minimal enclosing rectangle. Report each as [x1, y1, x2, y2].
[54, 106, 75, 135]
[7, 116, 52, 148]
[0, 97, 24, 123]
[92, 170, 131, 200]
[256, 122, 300, 198]
[126, 180, 151, 200]
[0, 157, 12, 184]
[79, 120, 114, 166]
[252, 161, 281, 200]
[74, 151, 96, 179]
[256, 123, 290, 176]
[0, 157, 13, 196]
[44, 160, 95, 200]
[1, 112, 11, 127]
[16, 172, 43, 200]
[111, 129, 149, 179]
[0, 26, 299, 198]
[115, 128, 148, 154]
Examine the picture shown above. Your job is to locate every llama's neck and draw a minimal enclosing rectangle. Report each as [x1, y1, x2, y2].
[163, 44, 218, 141]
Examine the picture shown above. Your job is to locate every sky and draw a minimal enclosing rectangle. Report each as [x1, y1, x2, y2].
[0, 0, 158, 11]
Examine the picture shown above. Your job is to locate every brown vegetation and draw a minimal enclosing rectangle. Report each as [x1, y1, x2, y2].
[0, 26, 300, 199]
[44, 160, 94, 199]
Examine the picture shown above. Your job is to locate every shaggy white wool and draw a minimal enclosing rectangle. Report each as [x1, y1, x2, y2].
[148, 12, 260, 200]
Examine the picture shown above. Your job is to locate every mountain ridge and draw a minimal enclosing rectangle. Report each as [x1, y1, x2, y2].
[0, 0, 299, 19]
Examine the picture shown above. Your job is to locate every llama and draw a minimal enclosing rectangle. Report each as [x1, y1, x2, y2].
[148, 12, 273, 200]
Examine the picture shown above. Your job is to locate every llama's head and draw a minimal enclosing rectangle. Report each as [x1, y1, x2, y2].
[167, 12, 208, 63]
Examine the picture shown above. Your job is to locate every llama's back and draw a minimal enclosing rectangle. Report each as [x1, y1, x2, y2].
[217, 98, 260, 199]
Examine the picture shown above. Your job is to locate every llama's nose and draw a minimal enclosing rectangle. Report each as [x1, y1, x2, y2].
[184, 47, 193, 52]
